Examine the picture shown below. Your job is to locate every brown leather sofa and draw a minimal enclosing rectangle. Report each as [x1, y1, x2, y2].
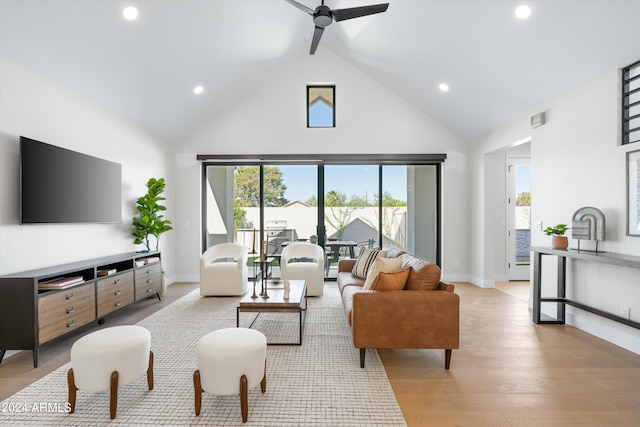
[337, 250, 459, 369]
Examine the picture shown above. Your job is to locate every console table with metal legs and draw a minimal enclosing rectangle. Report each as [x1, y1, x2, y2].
[532, 246, 640, 329]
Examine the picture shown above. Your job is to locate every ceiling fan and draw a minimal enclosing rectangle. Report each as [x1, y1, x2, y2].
[284, 0, 389, 55]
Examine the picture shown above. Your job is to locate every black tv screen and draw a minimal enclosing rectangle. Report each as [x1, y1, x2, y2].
[20, 137, 122, 224]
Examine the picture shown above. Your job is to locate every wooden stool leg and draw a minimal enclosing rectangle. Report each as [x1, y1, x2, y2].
[110, 371, 118, 420]
[193, 370, 202, 416]
[67, 368, 77, 414]
[261, 359, 267, 393]
[147, 351, 154, 390]
[240, 374, 248, 423]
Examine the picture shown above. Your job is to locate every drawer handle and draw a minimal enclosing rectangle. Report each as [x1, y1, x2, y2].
[114, 290, 121, 296]
[147, 288, 153, 293]
[66, 307, 74, 314]
[67, 320, 75, 328]
[65, 293, 74, 300]
[114, 278, 120, 284]
[146, 269, 151, 273]
[115, 301, 121, 307]
[147, 279, 152, 283]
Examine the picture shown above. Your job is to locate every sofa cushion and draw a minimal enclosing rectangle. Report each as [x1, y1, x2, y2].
[352, 247, 386, 279]
[402, 255, 442, 291]
[370, 268, 411, 291]
[337, 271, 364, 294]
[383, 247, 406, 259]
[363, 256, 403, 290]
[341, 285, 365, 326]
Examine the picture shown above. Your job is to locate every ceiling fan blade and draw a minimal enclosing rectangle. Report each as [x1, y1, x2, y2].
[310, 25, 325, 55]
[283, 0, 314, 15]
[332, 3, 389, 22]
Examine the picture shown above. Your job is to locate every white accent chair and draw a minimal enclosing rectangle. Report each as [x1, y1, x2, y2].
[280, 242, 325, 296]
[200, 243, 248, 296]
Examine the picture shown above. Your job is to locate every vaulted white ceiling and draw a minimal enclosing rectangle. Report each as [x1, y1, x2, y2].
[1, 0, 639, 143]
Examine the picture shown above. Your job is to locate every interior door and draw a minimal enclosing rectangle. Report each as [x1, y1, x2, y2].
[507, 157, 531, 280]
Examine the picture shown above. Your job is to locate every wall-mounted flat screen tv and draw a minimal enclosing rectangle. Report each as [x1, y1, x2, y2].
[20, 136, 122, 224]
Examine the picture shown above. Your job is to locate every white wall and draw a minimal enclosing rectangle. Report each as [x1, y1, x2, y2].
[469, 121, 531, 287]
[174, 48, 469, 282]
[470, 68, 640, 354]
[484, 143, 532, 284]
[0, 57, 175, 281]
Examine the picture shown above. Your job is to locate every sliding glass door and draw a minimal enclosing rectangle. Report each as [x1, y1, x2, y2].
[262, 165, 318, 279]
[322, 165, 379, 276]
[401, 165, 439, 263]
[202, 157, 442, 281]
[204, 164, 319, 280]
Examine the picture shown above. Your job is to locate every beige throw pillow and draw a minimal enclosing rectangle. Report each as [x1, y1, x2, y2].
[363, 256, 403, 290]
[352, 247, 385, 279]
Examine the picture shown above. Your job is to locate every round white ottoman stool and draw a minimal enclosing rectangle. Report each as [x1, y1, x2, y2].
[194, 327, 267, 423]
[67, 325, 153, 419]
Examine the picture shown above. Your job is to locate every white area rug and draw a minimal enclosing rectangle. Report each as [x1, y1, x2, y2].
[1, 283, 406, 426]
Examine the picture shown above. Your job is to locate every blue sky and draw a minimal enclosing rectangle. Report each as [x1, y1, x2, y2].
[308, 102, 333, 127]
[516, 164, 531, 196]
[278, 165, 408, 203]
[278, 163, 530, 203]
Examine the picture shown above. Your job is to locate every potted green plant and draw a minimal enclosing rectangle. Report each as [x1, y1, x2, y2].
[543, 223, 570, 250]
[132, 178, 173, 252]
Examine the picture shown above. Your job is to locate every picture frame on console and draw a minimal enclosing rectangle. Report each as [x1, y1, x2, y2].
[627, 149, 640, 236]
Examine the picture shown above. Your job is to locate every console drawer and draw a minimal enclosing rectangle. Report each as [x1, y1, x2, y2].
[135, 263, 162, 300]
[39, 306, 95, 344]
[97, 272, 134, 317]
[97, 271, 134, 292]
[38, 294, 94, 328]
[97, 290, 134, 317]
[38, 283, 94, 314]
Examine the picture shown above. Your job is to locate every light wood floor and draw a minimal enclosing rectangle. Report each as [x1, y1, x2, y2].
[2, 282, 640, 426]
[378, 281, 640, 426]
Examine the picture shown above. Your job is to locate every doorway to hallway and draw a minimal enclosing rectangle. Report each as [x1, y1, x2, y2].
[506, 156, 531, 281]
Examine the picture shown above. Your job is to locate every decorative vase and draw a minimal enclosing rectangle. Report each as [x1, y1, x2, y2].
[283, 280, 290, 299]
[551, 236, 568, 250]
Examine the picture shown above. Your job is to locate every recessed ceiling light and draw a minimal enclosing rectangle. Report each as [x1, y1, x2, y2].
[194, 86, 204, 95]
[122, 6, 139, 21]
[515, 5, 532, 20]
[439, 83, 449, 92]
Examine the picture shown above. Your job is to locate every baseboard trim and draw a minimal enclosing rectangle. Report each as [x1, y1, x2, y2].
[442, 274, 470, 283]
[469, 276, 495, 288]
[171, 274, 199, 284]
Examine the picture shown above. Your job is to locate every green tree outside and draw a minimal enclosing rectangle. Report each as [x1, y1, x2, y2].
[516, 191, 531, 206]
[346, 194, 371, 207]
[233, 200, 253, 229]
[234, 166, 289, 207]
[325, 190, 347, 207]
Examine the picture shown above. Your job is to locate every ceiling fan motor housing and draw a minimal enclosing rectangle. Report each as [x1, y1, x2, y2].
[313, 5, 333, 27]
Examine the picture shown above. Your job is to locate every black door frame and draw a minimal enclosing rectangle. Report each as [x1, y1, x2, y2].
[200, 154, 446, 267]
